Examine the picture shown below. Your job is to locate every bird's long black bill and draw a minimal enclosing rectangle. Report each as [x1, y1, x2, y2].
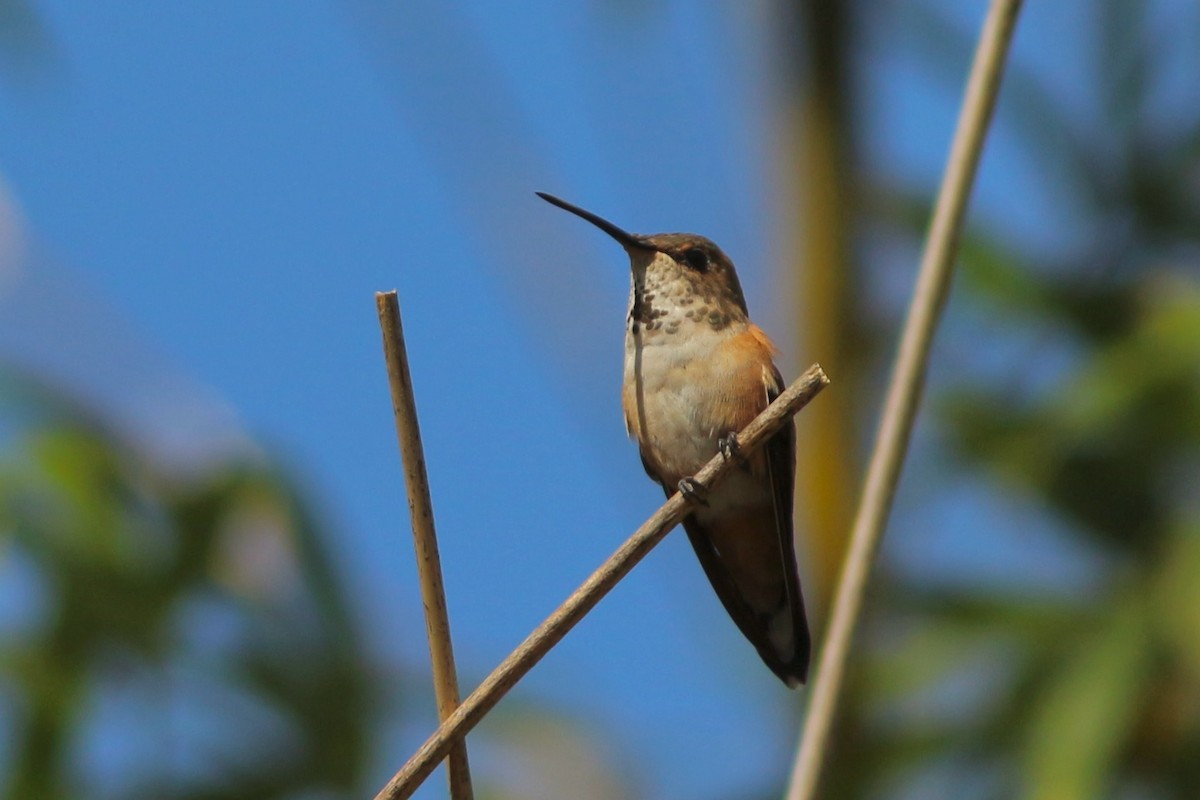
[536, 191, 653, 251]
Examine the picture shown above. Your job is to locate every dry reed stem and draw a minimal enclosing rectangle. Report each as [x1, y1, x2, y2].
[784, 2, 1024, 798]
[376, 291, 474, 800]
[374, 363, 830, 800]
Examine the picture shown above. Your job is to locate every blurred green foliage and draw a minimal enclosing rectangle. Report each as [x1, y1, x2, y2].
[0, 371, 378, 799]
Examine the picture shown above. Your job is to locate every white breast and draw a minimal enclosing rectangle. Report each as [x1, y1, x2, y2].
[623, 319, 744, 481]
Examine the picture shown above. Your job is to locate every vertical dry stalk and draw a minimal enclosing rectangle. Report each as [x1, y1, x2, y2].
[376, 291, 474, 800]
[785, 2, 1024, 799]
[373, 364, 829, 800]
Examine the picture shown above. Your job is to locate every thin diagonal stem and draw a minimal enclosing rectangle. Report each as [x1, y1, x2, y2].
[374, 364, 830, 800]
[784, 3, 1024, 799]
[376, 291, 473, 800]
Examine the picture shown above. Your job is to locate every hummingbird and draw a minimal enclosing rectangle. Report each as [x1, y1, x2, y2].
[538, 192, 811, 687]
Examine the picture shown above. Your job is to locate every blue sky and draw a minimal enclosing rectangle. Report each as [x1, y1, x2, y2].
[0, 1, 1167, 797]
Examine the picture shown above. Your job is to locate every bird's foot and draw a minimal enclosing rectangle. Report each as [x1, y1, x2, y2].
[678, 477, 710, 506]
[718, 433, 741, 461]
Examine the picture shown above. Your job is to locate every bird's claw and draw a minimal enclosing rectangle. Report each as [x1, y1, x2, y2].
[718, 434, 741, 461]
[678, 477, 709, 506]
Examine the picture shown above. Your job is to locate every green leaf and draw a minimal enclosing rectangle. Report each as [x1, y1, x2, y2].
[1020, 592, 1151, 800]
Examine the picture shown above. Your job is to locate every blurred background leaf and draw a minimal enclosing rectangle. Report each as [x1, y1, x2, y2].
[0, 366, 379, 799]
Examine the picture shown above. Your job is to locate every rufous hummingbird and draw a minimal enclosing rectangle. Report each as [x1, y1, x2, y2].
[538, 192, 811, 687]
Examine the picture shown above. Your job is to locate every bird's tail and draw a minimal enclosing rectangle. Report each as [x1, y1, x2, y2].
[761, 599, 811, 688]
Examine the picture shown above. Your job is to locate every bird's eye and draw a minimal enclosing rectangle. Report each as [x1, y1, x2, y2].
[682, 248, 709, 271]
